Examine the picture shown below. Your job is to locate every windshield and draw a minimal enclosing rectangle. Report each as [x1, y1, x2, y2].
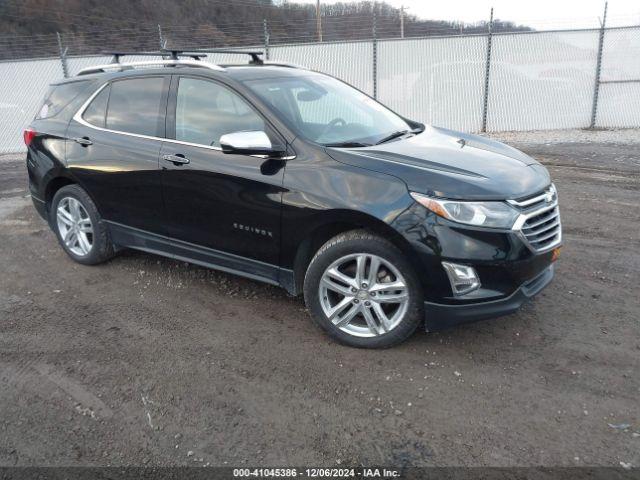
[244, 74, 412, 146]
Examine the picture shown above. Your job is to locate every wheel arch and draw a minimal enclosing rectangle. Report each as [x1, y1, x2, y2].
[44, 175, 76, 207]
[290, 209, 419, 296]
[43, 172, 104, 223]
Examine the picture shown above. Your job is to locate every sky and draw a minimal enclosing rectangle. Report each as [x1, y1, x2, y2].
[290, 0, 640, 30]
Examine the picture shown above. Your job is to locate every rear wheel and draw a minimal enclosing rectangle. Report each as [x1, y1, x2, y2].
[50, 184, 115, 265]
[304, 230, 423, 348]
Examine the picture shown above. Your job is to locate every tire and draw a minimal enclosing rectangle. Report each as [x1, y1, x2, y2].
[303, 230, 423, 348]
[49, 184, 115, 265]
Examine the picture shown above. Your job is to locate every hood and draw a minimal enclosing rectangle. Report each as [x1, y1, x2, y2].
[325, 126, 550, 200]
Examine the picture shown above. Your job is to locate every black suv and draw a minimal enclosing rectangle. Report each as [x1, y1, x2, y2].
[25, 51, 561, 348]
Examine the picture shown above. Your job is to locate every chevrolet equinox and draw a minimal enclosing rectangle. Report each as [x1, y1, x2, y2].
[25, 50, 562, 348]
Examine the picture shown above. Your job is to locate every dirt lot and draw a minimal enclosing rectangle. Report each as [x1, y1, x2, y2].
[0, 132, 639, 468]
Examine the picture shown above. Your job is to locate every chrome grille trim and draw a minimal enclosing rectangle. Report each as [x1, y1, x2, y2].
[524, 218, 560, 236]
[531, 227, 560, 243]
[523, 209, 557, 229]
[511, 185, 562, 253]
[509, 191, 549, 208]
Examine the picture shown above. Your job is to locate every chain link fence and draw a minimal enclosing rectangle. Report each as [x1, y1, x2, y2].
[487, 30, 600, 131]
[597, 26, 640, 128]
[378, 35, 487, 132]
[0, 58, 63, 153]
[1, 24, 639, 153]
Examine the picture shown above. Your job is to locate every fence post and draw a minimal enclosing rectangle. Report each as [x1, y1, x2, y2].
[372, 3, 378, 99]
[590, 1, 608, 129]
[158, 24, 166, 49]
[56, 32, 69, 78]
[481, 8, 494, 133]
[263, 19, 270, 61]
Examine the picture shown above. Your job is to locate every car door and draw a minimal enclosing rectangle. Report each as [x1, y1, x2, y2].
[160, 75, 287, 276]
[66, 75, 170, 233]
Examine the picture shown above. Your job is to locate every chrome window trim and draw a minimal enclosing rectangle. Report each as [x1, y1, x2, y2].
[73, 80, 225, 151]
[73, 81, 296, 158]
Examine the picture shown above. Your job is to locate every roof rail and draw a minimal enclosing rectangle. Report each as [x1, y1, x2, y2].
[263, 61, 306, 69]
[77, 59, 225, 76]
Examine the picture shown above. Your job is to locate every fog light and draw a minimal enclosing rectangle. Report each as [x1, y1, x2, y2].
[442, 262, 481, 296]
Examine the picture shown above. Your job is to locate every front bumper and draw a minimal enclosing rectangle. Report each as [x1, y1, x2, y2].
[423, 264, 554, 331]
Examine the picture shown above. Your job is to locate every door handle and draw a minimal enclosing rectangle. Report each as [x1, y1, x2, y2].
[162, 154, 190, 165]
[74, 137, 92, 146]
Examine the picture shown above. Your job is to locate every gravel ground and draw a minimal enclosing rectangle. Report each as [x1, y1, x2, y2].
[0, 130, 639, 468]
[487, 127, 640, 146]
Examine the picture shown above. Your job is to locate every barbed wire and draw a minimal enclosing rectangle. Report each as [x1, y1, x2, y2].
[0, 9, 639, 61]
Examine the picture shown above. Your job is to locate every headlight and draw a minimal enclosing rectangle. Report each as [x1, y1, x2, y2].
[410, 192, 519, 229]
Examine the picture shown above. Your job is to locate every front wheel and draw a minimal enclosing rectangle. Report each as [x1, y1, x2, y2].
[303, 230, 423, 348]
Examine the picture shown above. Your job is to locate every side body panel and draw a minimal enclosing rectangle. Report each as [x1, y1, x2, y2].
[159, 74, 288, 268]
[279, 138, 414, 268]
[65, 124, 165, 233]
[64, 76, 170, 233]
[26, 116, 71, 207]
[27, 80, 99, 216]
[159, 141, 287, 267]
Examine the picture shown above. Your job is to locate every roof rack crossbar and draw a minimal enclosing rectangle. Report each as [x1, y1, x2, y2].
[169, 48, 265, 65]
[100, 48, 265, 65]
[101, 50, 209, 63]
[78, 48, 272, 76]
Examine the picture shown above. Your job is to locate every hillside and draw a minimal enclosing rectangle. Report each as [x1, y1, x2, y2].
[0, 0, 531, 59]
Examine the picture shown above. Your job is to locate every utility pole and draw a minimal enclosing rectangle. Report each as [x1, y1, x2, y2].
[316, 0, 323, 42]
[400, 5, 405, 39]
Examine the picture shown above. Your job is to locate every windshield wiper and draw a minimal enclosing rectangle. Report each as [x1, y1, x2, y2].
[375, 130, 411, 145]
[324, 141, 371, 148]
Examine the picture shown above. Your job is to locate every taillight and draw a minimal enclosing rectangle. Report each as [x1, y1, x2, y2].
[23, 128, 36, 147]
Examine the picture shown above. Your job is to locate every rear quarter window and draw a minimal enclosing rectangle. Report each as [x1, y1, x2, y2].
[82, 84, 110, 128]
[36, 80, 91, 119]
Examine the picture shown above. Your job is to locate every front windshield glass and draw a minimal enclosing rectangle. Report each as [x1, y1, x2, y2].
[244, 74, 412, 146]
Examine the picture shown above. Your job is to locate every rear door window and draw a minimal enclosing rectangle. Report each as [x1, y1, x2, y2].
[82, 85, 110, 128]
[36, 80, 90, 119]
[105, 77, 166, 137]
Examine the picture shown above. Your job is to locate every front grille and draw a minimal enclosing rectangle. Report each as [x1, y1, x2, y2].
[509, 185, 562, 253]
[522, 205, 561, 250]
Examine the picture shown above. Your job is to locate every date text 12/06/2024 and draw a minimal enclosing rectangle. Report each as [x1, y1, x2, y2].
[233, 468, 401, 478]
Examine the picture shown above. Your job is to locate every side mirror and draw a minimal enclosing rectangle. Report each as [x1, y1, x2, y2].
[219, 131, 284, 156]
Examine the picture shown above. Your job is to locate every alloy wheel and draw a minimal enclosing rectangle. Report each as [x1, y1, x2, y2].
[56, 197, 94, 256]
[318, 253, 409, 337]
